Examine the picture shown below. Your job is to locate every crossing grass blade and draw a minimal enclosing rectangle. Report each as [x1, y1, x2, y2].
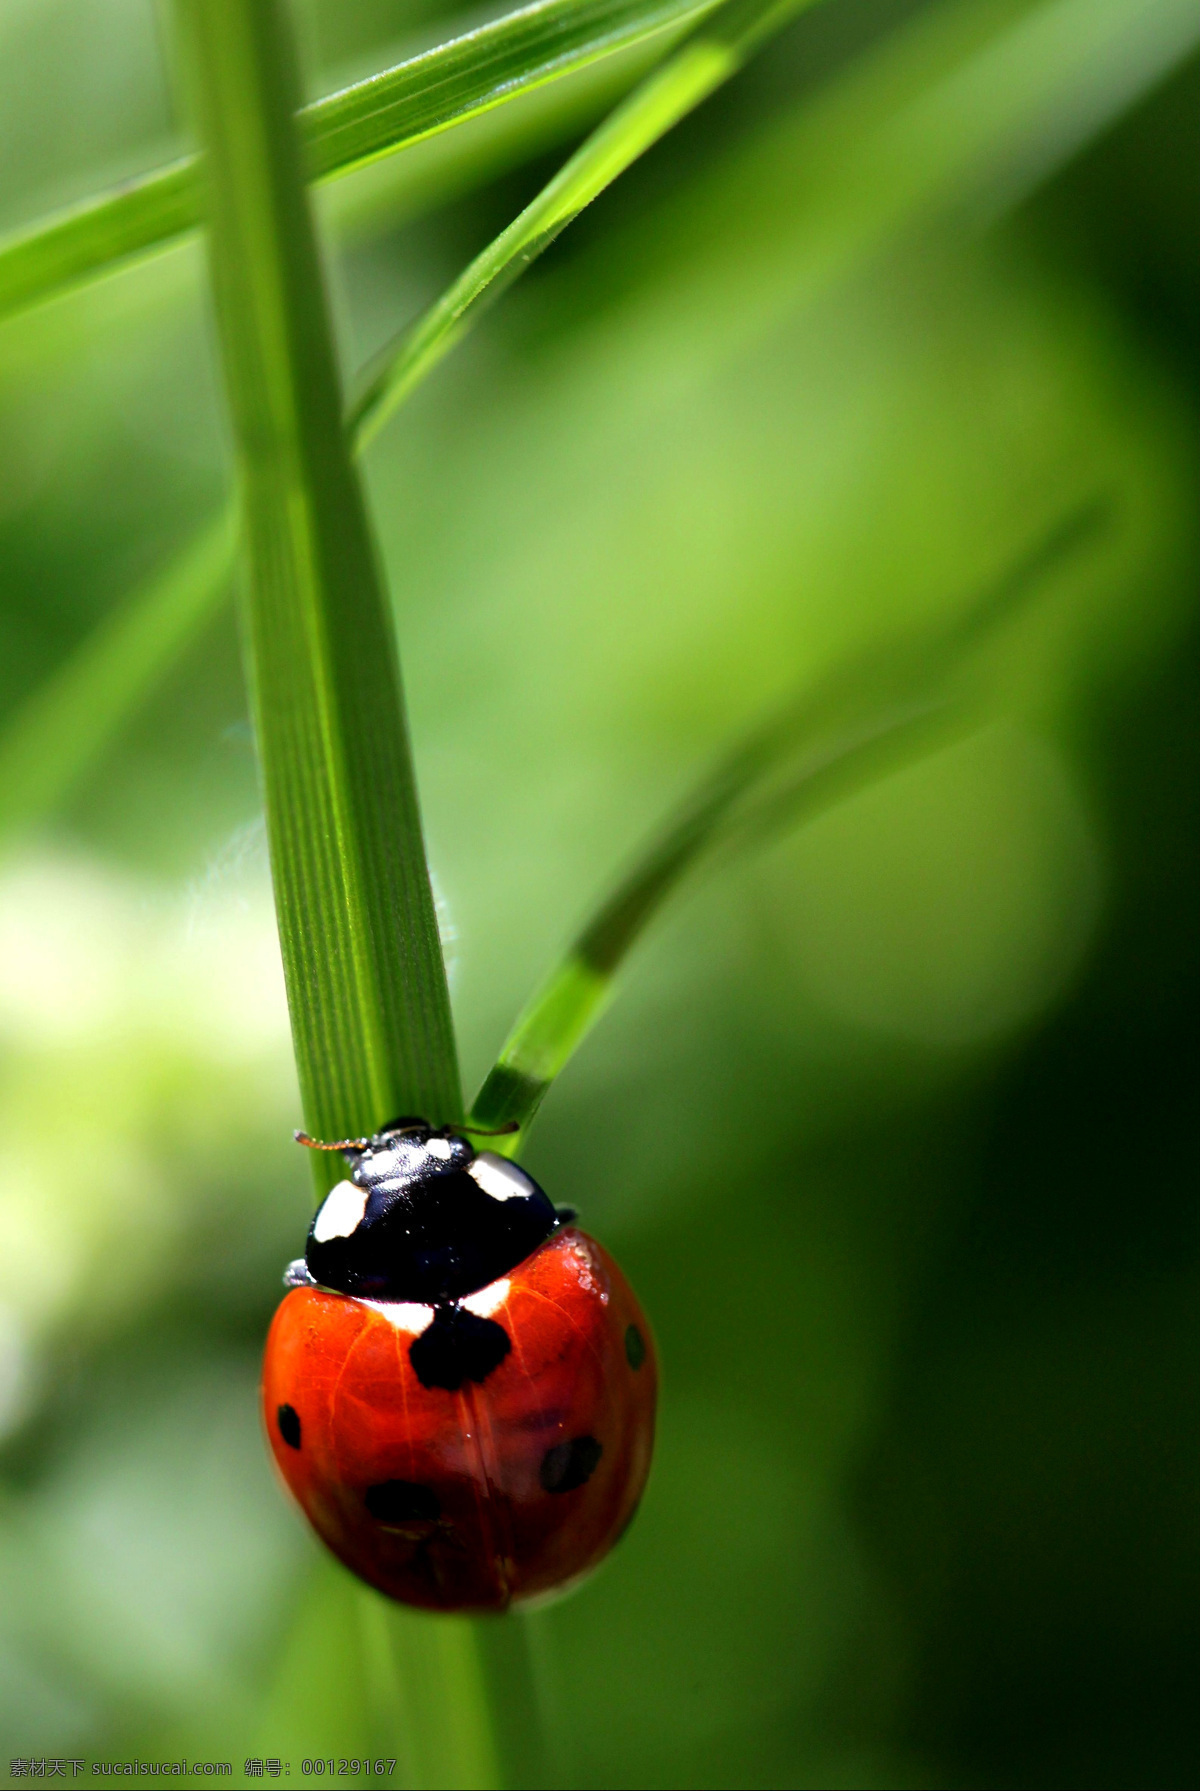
[467, 500, 1112, 1147]
[0, 158, 197, 327]
[0, 0, 810, 857]
[176, 0, 459, 1181]
[1, 0, 1191, 861]
[0, 0, 723, 324]
[0, 506, 235, 846]
[306, 0, 726, 182]
[349, 0, 815, 446]
[350, 0, 1200, 447]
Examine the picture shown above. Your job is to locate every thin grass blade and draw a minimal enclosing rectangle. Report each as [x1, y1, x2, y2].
[1, 0, 1190, 859]
[0, 0, 803, 853]
[0, 507, 235, 844]
[176, 0, 459, 1173]
[468, 501, 1111, 1146]
[0, 0, 723, 324]
[350, 0, 1200, 445]
[349, 0, 815, 446]
[307, 0, 727, 181]
[0, 159, 197, 326]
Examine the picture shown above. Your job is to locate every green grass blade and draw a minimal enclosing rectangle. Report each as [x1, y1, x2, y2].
[349, 0, 814, 446]
[0, 0, 722, 324]
[468, 502, 1111, 1145]
[0, 506, 235, 844]
[306, 0, 726, 181]
[0, 159, 197, 325]
[0, 0, 803, 852]
[350, 0, 1200, 446]
[176, 0, 460, 1172]
[380, 1607, 503, 1790]
[1, 0, 1190, 862]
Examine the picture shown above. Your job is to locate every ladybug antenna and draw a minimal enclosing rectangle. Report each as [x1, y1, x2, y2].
[457, 1121, 520, 1137]
[294, 1129, 371, 1153]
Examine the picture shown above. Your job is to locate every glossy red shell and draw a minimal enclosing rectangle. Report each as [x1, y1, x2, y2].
[262, 1227, 657, 1611]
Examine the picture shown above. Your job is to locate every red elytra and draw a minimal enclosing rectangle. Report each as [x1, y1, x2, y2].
[262, 1226, 656, 1611]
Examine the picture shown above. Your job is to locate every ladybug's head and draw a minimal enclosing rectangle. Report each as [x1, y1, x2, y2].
[298, 1118, 563, 1305]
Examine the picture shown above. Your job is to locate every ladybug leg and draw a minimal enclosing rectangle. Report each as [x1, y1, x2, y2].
[392, 1514, 478, 1601]
[413, 1526, 473, 1599]
[293, 1129, 371, 1152]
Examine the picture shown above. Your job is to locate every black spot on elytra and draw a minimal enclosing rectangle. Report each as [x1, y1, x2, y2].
[409, 1304, 511, 1391]
[365, 1480, 441, 1525]
[540, 1434, 603, 1494]
[625, 1324, 646, 1370]
[277, 1404, 301, 1449]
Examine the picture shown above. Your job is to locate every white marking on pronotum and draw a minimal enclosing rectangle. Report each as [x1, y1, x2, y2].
[468, 1153, 534, 1202]
[462, 1278, 511, 1320]
[426, 1137, 453, 1160]
[311, 1178, 369, 1242]
[567, 1234, 606, 1300]
[365, 1301, 434, 1334]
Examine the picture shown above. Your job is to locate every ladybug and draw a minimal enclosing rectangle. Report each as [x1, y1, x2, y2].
[262, 1118, 656, 1611]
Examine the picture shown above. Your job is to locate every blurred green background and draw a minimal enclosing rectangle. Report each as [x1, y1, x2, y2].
[0, 0, 1196, 1784]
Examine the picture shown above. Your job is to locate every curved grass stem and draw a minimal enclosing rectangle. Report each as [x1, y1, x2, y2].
[0, 0, 815, 860]
[2, 0, 1186, 870]
[0, 506, 236, 844]
[349, 0, 815, 448]
[0, 0, 724, 324]
[467, 501, 1112, 1149]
